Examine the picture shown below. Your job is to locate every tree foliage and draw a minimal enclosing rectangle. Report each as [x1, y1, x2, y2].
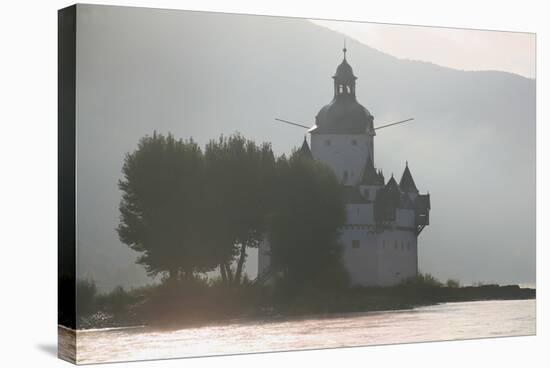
[117, 133, 212, 280]
[267, 151, 348, 292]
[76, 278, 97, 316]
[203, 135, 276, 284]
[117, 132, 347, 290]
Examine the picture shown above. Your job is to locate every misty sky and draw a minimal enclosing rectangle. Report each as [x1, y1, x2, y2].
[312, 20, 535, 79]
[74, 5, 535, 291]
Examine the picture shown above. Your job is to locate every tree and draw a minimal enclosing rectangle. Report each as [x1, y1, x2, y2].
[446, 279, 460, 288]
[203, 134, 276, 285]
[117, 132, 214, 281]
[76, 279, 97, 317]
[267, 151, 349, 293]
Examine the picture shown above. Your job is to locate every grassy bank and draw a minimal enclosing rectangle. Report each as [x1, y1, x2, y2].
[73, 274, 535, 330]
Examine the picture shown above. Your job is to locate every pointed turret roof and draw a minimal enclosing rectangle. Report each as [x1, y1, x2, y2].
[298, 136, 312, 158]
[361, 157, 382, 185]
[378, 169, 385, 184]
[399, 162, 418, 193]
[386, 174, 400, 192]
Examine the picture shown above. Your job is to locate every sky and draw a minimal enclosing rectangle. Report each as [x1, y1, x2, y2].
[311, 19, 536, 79]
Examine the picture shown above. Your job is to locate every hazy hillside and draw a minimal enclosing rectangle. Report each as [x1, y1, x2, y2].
[75, 5, 535, 291]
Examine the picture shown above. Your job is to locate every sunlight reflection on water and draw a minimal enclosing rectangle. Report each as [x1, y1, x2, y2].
[76, 299, 535, 364]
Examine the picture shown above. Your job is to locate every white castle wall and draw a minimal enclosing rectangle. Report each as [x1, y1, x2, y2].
[340, 227, 379, 285]
[374, 230, 417, 286]
[311, 133, 373, 185]
[345, 203, 375, 224]
[340, 203, 418, 286]
[396, 208, 416, 228]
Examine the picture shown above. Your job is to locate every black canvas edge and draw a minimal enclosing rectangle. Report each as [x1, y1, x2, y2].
[58, 3, 77, 364]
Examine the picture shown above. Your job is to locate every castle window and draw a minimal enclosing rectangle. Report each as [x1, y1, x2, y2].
[352, 139, 357, 146]
[343, 170, 348, 182]
[325, 139, 331, 146]
[401, 241, 405, 250]
[352, 240, 360, 249]
[364, 189, 369, 200]
[394, 241, 398, 250]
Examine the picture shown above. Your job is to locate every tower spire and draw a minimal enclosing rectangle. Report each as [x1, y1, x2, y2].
[343, 40, 347, 60]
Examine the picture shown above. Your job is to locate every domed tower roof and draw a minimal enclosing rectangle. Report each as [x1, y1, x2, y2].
[333, 52, 357, 84]
[310, 46, 374, 135]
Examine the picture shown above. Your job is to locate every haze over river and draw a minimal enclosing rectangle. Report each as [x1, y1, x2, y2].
[75, 300, 535, 364]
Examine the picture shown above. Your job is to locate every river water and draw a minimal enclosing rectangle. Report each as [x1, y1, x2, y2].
[74, 299, 535, 364]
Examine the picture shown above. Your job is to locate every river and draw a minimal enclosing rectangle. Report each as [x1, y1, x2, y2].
[73, 299, 535, 364]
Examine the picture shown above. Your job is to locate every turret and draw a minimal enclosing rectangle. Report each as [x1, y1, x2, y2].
[359, 157, 383, 201]
[332, 46, 357, 99]
[399, 161, 419, 200]
[374, 174, 402, 222]
[298, 136, 313, 159]
[378, 169, 385, 184]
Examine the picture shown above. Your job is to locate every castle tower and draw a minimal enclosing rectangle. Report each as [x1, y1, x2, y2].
[259, 47, 430, 287]
[358, 157, 384, 201]
[309, 47, 375, 186]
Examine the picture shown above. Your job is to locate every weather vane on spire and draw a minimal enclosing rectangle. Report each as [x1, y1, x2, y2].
[343, 40, 347, 59]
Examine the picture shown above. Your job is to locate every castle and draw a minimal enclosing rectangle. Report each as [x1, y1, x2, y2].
[259, 48, 431, 286]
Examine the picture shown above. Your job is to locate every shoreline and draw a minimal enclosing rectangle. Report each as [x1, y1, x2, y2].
[65, 298, 536, 333]
[69, 285, 535, 331]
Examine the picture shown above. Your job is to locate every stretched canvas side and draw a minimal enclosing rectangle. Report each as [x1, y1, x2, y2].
[58, 4, 77, 364]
